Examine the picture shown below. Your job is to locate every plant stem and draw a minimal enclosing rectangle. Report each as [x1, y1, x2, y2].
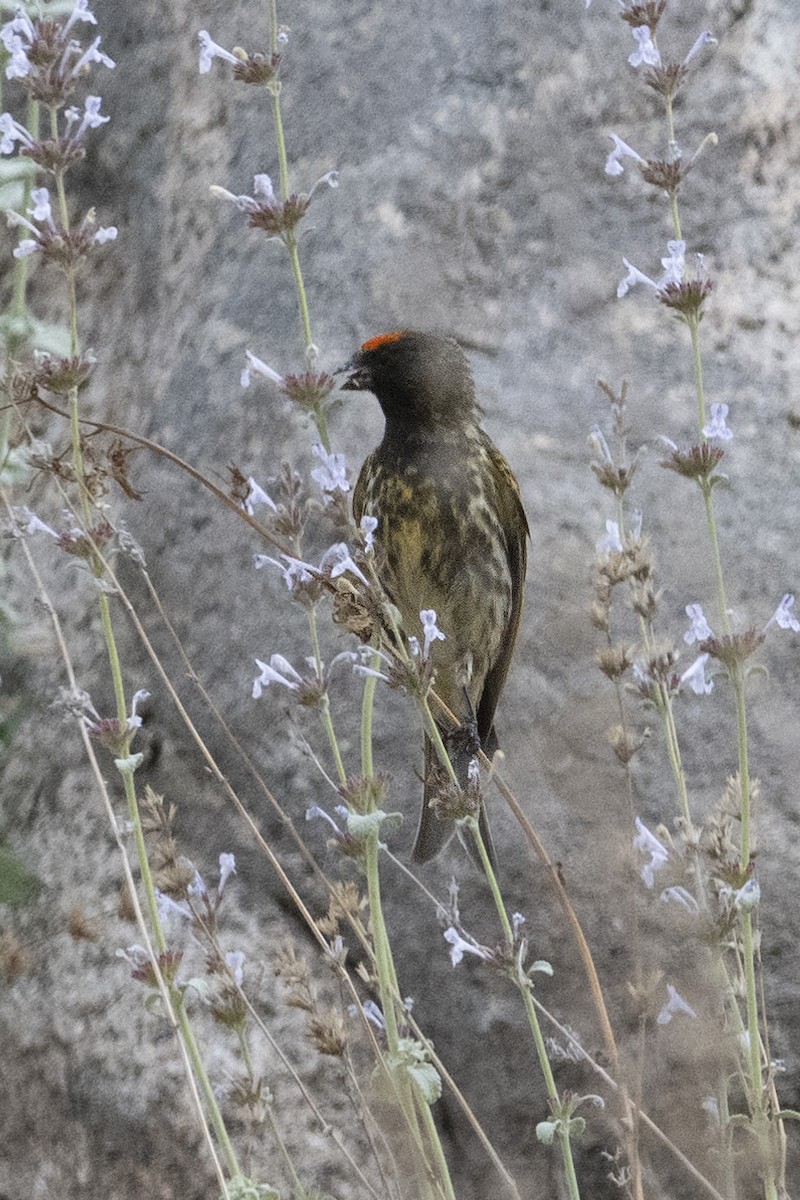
[470, 821, 581, 1200]
[359, 655, 450, 1200]
[266, 0, 332, 448]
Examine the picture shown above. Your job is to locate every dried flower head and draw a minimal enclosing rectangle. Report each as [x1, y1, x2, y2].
[642, 62, 689, 99]
[658, 277, 714, 322]
[619, 1, 667, 35]
[307, 1011, 347, 1057]
[661, 441, 725, 484]
[700, 630, 765, 671]
[640, 157, 685, 195]
[31, 349, 96, 394]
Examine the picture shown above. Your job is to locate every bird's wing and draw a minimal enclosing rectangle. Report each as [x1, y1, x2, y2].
[475, 445, 529, 747]
[352, 453, 374, 525]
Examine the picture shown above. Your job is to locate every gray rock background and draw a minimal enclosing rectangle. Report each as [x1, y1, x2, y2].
[1, 0, 799, 1197]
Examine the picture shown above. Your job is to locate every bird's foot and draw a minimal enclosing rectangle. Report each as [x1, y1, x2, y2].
[445, 717, 480, 764]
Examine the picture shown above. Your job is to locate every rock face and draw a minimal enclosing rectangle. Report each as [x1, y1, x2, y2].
[1, 1, 799, 1197]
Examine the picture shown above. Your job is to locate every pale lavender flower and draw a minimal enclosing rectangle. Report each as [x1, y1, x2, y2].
[71, 94, 110, 138]
[684, 603, 714, 645]
[16, 506, 58, 538]
[729, 878, 760, 912]
[156, 890, 193, 922]
[350, 644, 392, 683]
[241, 350, 284, 389]
[188, 869, 207, 897]
[632, 660, 652, 690]
[633, 817, 669, 889]
[306, 804, 348, 835]
[198, 30, 239, 74]
[420, 609, 446, 659]
[211, 173, 276, 215]
[307, 169, 340, 198]
[360, 514, 378, 551]
[588, 425, 613, 464]
[684, 30, 717, 65]
[766, 593, 800, 634]
[1, 30, 32, 80]
[30, 187, 56, 227]
[702, 402, 732, 441]
[618, 239, 686, 299]
[243, 477, 278, 516]
[359, 1000, 386, 1031]
[320, 542, 369, 585]
[218, 853, 237, 895]
[311, 441, 350, 499]
[657, 983, 697, 1024]
[254, 552, 314, 588]
[628, 26, 661, 68]
[252, 654, 304, 698]
[225, 950, 245, 987]
[659, 886, 700, 914]
[127, 688, 151, 730]
[659, 239, 686, 286]
[64, 1, 98, 31]
[0, 111, 35, 154]
[70, 35, 115, 76]
[617, 259, 659, 298]
[115, 944, 149, 970]
[605, 133, 646, 177]
[679, 653, 713, 696]
[596, 518, 623, 554]
[443, 927, 491, 967]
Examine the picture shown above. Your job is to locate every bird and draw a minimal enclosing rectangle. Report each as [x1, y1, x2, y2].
[339, 330, 528, 867]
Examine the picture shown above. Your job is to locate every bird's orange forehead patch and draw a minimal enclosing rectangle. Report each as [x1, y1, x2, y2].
[360, 331, 406, 353]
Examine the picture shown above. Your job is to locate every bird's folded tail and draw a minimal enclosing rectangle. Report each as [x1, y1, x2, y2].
[411, 732, 498, 871]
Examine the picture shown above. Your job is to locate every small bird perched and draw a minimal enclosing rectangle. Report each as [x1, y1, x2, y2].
[340, 331, 528, 866]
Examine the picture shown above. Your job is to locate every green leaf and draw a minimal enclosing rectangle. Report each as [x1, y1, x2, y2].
[408, 1060, 442, 1104]
[345, 809, 403, 840]
[535, 1120, 558, 1145]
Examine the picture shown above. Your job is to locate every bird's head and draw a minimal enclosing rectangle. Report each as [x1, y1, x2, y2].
[337, 330, 478, 429]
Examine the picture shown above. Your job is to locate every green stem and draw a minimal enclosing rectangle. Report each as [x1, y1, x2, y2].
[732, 668, 751, 870]
[689, 315, 706, 435]
[54, 138, 241, 1187]
[265, 1105, 304, 1196]
[701, 482, 730, 637]
[470, 820, 580, 1200]
[659, 690, 692, 830]
[307, 605, 347, 784]
[414, 1094, 458, 1200]
[523, 983, 581, 1200]
[419, 697, 458, 786]
[469, 817, 512, 942]
[716, 1075, 737, 1200]
[360, 659, 378, 779]
[359, 659, 447, 1200]
[267, 0, 329, 454]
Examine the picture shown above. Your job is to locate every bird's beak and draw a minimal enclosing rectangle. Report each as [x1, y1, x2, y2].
[334, 356, 370, 392]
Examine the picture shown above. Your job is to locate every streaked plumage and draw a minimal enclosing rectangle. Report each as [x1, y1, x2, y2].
[341, 331, 528, 866]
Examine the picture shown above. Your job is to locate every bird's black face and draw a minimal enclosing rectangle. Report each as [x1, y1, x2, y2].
[336, 331, 410, 394]
[337, 356, 371, 392]
[336, 331, 477, 428]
